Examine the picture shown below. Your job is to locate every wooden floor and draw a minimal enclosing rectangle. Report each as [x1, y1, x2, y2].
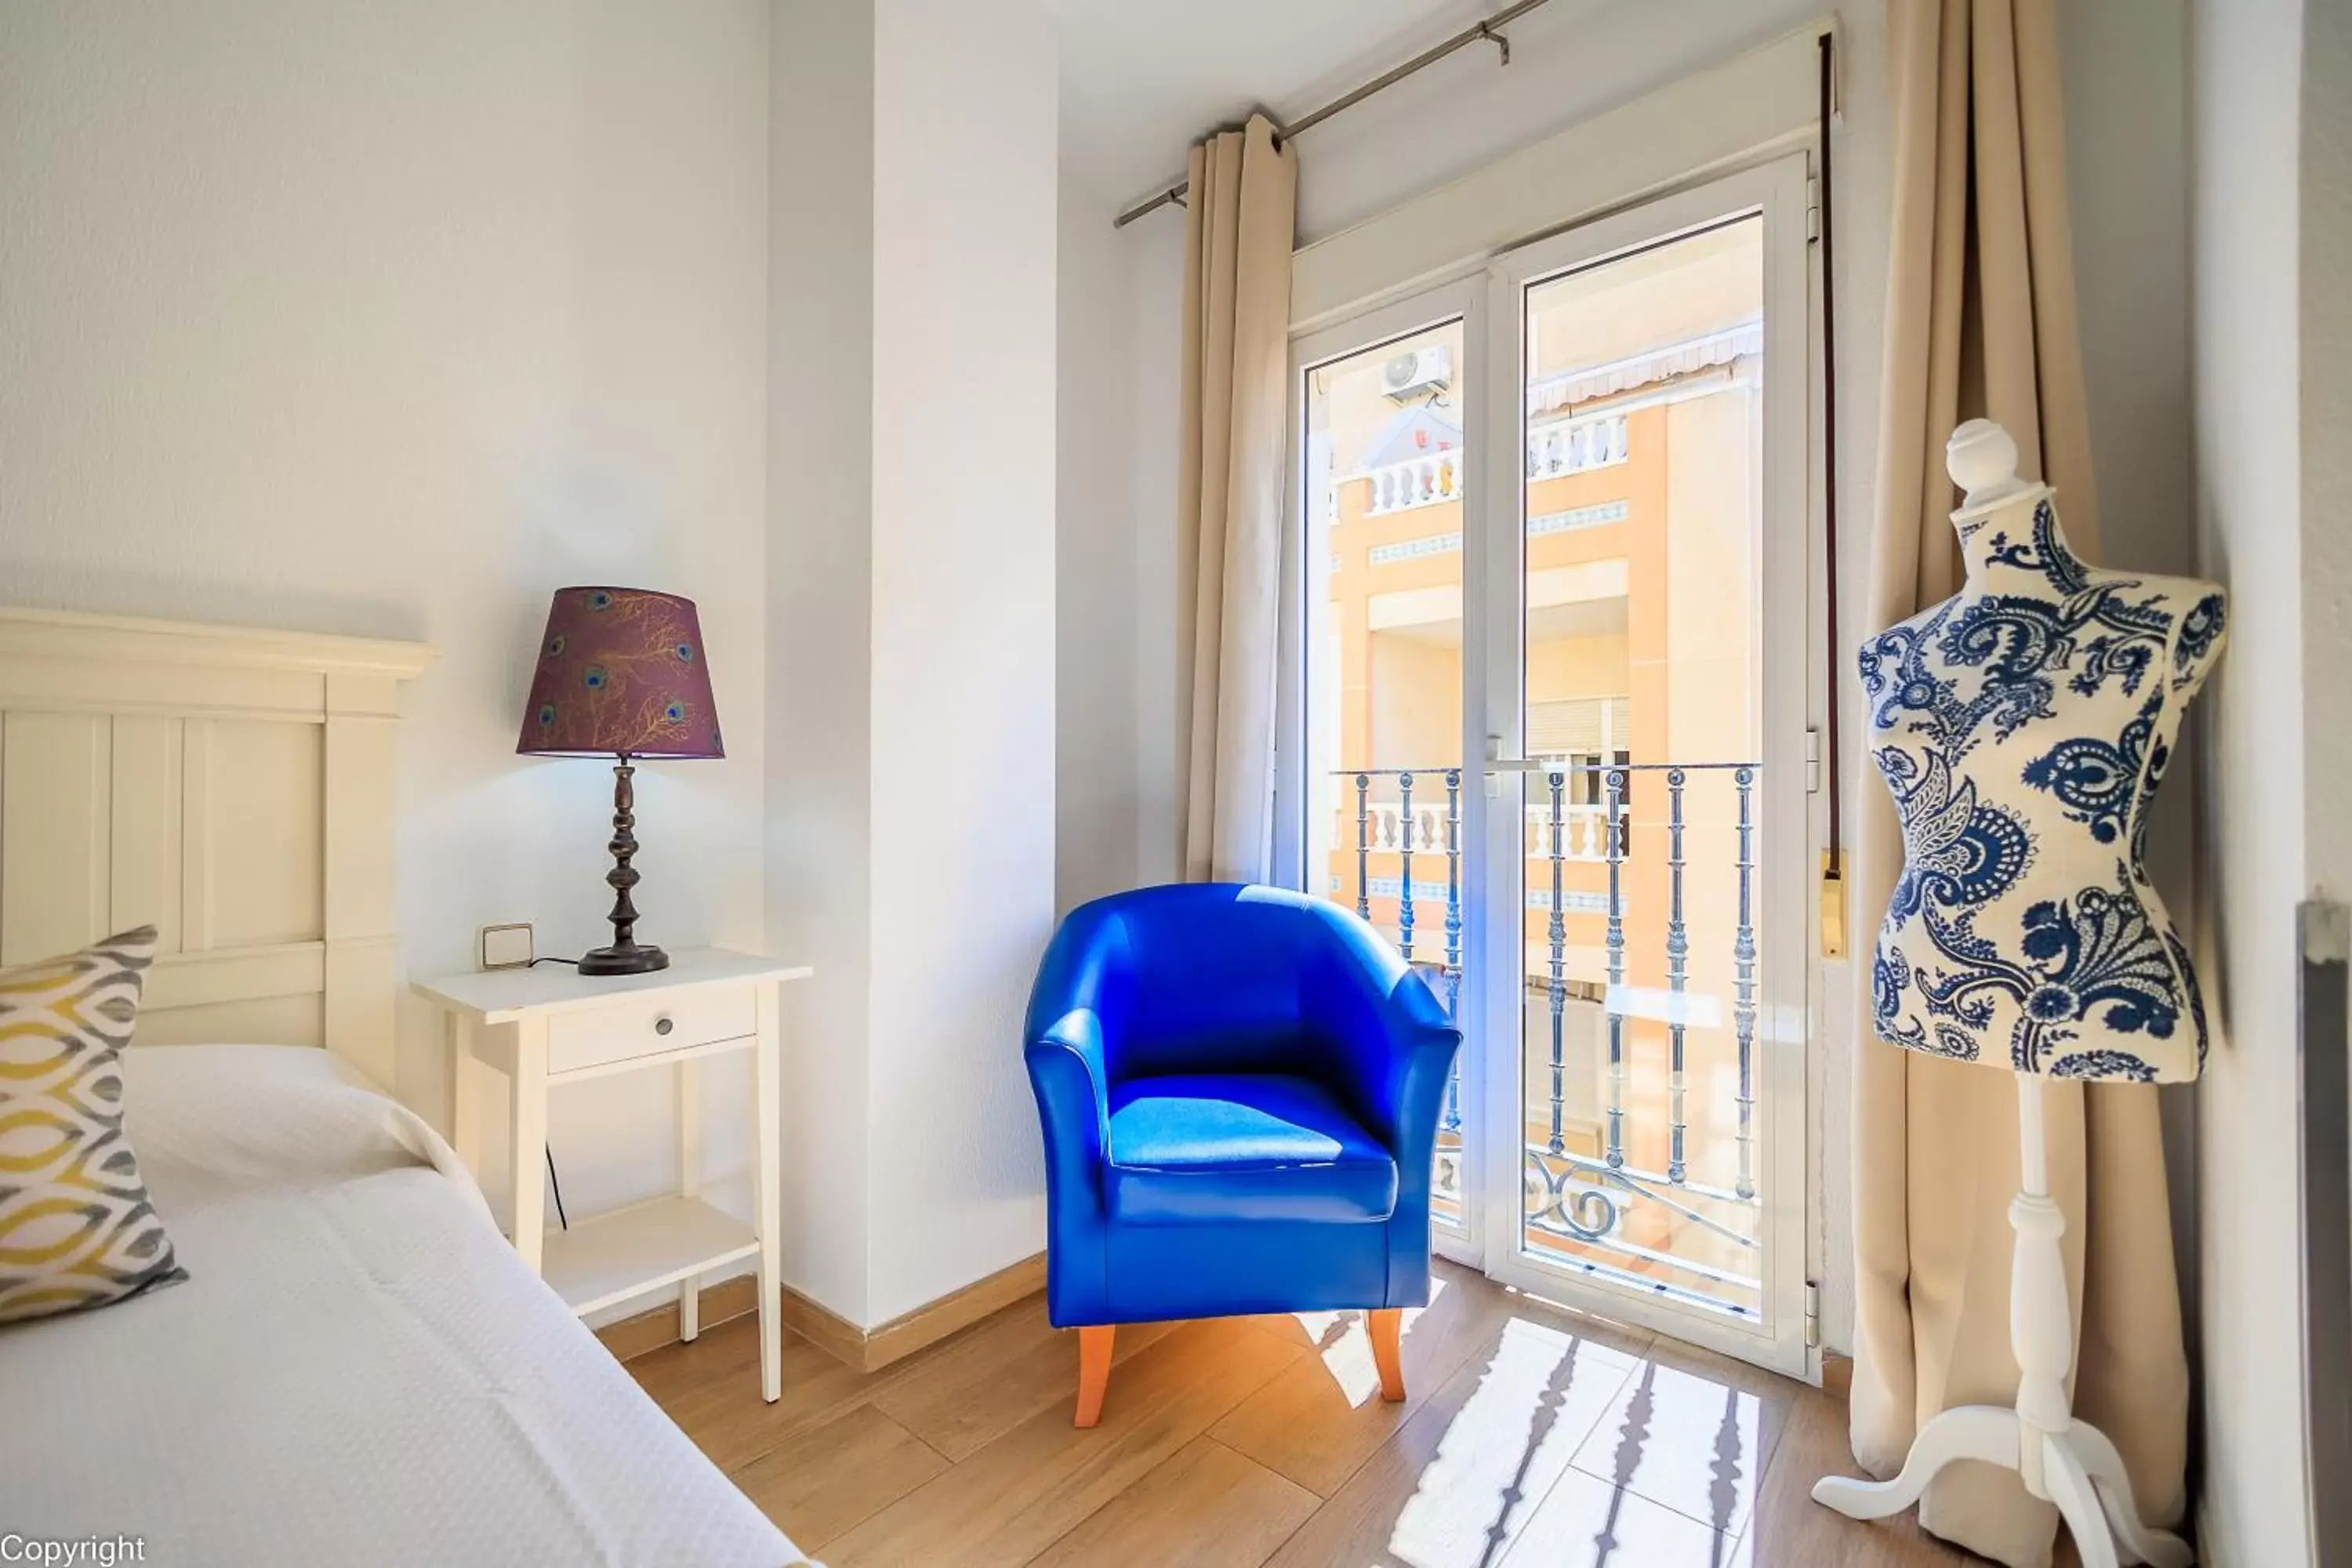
[627, 1260, 2002, 1567]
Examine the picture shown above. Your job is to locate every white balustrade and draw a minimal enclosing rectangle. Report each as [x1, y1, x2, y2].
[1355, 797, 1450, 855]
[1359, 451, 1462, 515]
[1342, 798, 1612, 863]
[1526, 412, 1629, 480]
[1345, 411, 1629, 519]
[1524, 801, 1613, 862]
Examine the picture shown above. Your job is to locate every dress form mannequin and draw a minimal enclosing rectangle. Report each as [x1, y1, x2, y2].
[1812, 419, 2224, 1568]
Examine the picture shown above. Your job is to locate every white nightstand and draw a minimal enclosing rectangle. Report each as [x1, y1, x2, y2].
[413, 948, 811, 1403]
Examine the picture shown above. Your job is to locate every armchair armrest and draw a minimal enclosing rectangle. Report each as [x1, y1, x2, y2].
[1025, 1015, 1109, 1172]
[1023, 906, 1132, 1194]
[1025, 906, 1138, 1326]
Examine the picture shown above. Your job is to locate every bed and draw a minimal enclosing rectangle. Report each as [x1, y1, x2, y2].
[0, 608, 808, 1568]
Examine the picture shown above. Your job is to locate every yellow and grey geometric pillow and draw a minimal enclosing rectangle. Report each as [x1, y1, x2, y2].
[0, 926, 185, 1324]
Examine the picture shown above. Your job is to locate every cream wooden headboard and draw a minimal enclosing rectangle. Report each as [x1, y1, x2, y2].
[0, 608, 437, 1086]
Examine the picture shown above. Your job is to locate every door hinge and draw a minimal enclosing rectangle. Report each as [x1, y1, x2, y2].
[1806, 176, 1822, 243]
[1805, 728, 1823, 793]
[1804, 1281, 1821, 1348]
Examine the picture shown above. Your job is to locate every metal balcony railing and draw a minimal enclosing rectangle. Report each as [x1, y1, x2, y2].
[1336, 760, 1764, 1314]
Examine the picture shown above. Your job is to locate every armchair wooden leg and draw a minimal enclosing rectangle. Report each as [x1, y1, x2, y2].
[1368, 1308, 1406, 1403]
[1074, 1325, 1116, 1428]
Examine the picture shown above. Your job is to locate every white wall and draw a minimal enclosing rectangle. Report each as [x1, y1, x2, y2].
[1129, 220, 1191, 889]
[770, 0, 1058, 1329]
[1051, 159, 1185, 898]
[2189, 1, 2322, 1563]
[1287, 2, 1849, 248]
[1056, 170, 1143, 913]
[866, 0, 1058, 1326]
[0, 0, 772, 1231]
[768, 0, 880, 1325]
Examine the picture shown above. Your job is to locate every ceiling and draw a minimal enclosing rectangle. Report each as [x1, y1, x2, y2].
[1047, 0, 1502, 208]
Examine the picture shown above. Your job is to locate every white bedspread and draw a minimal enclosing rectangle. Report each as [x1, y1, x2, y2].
[0, 1045, 808, 1568]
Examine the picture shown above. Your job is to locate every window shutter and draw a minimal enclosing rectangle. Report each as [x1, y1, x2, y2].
[1526, 697, 1628, 755]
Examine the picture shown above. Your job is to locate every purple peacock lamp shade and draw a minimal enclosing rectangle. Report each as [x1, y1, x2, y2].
[517, 587, 723, 760]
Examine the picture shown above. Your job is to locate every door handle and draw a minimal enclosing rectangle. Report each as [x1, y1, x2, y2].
[1484, 739, 1557, 795]
[1483, 735, 1552, 771]
[1484, 735, 1561, 794]
[1486, 759, 1550, 795]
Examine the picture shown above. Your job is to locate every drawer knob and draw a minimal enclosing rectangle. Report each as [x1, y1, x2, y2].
[654, 1015, 674, 1037]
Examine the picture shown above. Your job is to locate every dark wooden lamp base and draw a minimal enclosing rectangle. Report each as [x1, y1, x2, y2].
[578, 942, 669, 976]
[579, 753, 670, 978]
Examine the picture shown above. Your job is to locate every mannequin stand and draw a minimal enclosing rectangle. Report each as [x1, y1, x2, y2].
[1811, 1075, 2193, 1567]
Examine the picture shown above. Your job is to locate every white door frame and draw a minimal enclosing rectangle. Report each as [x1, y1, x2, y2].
[1475, 154, 1813, 1375]
[1276, 154, 1817, 1374]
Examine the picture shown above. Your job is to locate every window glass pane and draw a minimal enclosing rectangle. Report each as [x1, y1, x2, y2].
[1302, 318, 1469, 1228]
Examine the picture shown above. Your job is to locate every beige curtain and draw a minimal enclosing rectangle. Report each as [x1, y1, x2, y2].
[1177, 114, 1297, 884]
[1848, 3, 2190, 1564]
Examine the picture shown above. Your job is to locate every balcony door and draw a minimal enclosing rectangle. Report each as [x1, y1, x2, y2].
[1281, 156, 1813, 1374]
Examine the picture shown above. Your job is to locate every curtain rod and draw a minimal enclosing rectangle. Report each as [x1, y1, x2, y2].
[1111, 0, 1557, 229]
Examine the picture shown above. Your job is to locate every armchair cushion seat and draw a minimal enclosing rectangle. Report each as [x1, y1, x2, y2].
[1105, 1072, 1399, 1226]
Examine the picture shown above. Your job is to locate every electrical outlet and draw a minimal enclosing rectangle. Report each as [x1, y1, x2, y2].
[481, 923, 535, 971]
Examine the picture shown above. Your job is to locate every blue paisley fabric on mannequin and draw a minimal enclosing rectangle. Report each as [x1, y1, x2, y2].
[1862, 495, 2226, 1082]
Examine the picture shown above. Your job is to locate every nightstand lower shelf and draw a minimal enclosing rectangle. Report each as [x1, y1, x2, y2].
[539, 1195, 760, 1319]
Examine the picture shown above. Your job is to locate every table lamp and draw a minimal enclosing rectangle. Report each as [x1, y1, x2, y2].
[516, 587, 723, 975]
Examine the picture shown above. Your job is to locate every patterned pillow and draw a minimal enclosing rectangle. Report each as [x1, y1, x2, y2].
[0, 926, 185, 1323]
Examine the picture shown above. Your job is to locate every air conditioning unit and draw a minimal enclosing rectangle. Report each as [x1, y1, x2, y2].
[1380, 344, 1453, 400]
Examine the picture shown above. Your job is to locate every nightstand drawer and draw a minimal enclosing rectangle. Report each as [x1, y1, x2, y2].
[546, 986, 754, 1075]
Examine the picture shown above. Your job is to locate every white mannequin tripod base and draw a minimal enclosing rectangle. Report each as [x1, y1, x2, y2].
[1809, 1405, 2193, 1568]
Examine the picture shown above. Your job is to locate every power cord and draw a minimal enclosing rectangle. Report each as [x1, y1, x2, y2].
[545, 1148, 569, 1231]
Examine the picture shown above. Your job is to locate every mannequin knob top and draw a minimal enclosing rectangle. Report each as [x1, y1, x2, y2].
[1947, 419, 2022, 503]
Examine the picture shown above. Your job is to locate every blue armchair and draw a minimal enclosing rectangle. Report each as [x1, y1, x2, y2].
[1023, 883, 1462, 1426]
